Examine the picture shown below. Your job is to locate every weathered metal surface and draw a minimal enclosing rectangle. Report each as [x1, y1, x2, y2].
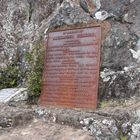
[40, 26, 101, 109]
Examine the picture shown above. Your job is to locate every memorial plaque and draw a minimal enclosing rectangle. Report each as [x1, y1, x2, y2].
[40, 26, 101, 109]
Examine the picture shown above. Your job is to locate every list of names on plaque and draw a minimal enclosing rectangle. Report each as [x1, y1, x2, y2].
[40, 26, 101, 109]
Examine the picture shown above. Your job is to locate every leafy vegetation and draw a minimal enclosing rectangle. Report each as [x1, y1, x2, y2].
[120, 136, 127, 140]
[99, 100, 109, 108]
[25, 39, 44, 103]
[0, 61, 20, 89]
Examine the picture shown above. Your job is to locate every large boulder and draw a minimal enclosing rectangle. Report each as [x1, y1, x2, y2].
[0, 0, 139, 99]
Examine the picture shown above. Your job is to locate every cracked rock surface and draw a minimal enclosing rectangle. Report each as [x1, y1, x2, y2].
[0, 0, 139, 99]
[0, 0, 140, 139]
[0, 98, 140, 140]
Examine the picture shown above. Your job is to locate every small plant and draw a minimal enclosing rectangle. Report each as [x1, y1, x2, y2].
[99, 100, 109, 108]
[120, 135, 127, 140]
[26, 39, 44, 103]
[0, 62, 20, 89]
[120, 132, 128, 140]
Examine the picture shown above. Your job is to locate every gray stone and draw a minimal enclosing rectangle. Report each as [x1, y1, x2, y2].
[0, 0, 63, 85]
[95, 10, 110, 21]
[0, 88, 27, 103]
[0, 88, 19, 103]
[0, 103, 34, 129]
[0, 0, 139, 100]
[82, 118, 119, 140]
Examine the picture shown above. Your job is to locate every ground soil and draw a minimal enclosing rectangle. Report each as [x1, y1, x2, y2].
[0, 119, 94, 140]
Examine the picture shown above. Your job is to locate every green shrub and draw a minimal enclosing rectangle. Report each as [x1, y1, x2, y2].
[0, 62, 20, 89]
[26, 39, 44, 103]
[120, 136, 127, 140]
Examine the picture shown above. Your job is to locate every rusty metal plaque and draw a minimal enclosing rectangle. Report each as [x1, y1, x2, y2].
[40, 26, 101, 109]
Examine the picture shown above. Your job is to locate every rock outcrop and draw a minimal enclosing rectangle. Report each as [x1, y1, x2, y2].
[0, 0, 140, 139]
[0, 0, 139, 100]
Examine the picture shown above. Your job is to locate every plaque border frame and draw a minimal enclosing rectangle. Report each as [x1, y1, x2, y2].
[40, 25, 101, 109]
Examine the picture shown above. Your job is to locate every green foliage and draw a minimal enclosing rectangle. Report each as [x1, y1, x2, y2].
[26, 39, 44, 103]
[0, 62, 20, 89]
[119, 127, 128, 140]
[120, 136, 127, 140]
[99, 100, 109, 108]
[99, 99, 126, 108]
[119, 133, 128, 140]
